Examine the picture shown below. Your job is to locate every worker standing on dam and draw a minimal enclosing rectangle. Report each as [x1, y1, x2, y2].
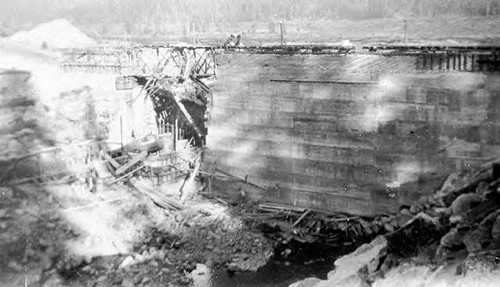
[224, 34, 236, 47]
[235, 34, 243, 46]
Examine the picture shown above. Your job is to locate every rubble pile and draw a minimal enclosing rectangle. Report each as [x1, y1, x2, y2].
[291, 159, 500, 287]
[59, 190, 274, 287]
[0, 175, 276, 287]
[232, 197, 426, 255]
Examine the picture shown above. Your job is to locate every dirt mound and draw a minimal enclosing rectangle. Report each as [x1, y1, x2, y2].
[6, 19, 96, 50]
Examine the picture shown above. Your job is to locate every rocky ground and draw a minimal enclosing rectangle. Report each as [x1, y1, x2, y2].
[0, 178, 276, 287]
[5, 157, 500, 287]
[291, 159, 500, 287]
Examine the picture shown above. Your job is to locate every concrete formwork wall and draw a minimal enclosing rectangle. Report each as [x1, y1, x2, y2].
[204, 53, 500, 215]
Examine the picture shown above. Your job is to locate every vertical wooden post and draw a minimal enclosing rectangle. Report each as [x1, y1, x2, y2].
[120, 116, 123, 152]
[464, 52, 467, 71]
[174, 118, 178, 151]
[452, 53, 457, 70]
[38, 154, 43, 180]
[403, 19, 407, 45]
[446, 52, 450, 70]
[493, 52, 498, 72]
[192, 22, 196, 45]
[496, 52, 499, 71]
[430, 51, 434, 70]
[458, 52, 462, 70]
[279, 22, 284, 45]
[471, 54, 475, 72]
[212, 48, 217, 79]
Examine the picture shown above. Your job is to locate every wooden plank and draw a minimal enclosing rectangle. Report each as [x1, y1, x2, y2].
[115, 152, 147, 176]
[109, 165, 146, 184]
[205, 153, 389, 184]
[292, 210, 311, 227]
[208, 176, 375, 215]
[269, 79, 377, 85]
[129, 178, 184, 211]
[210, 162, 377, 198]
[172, 92, 204, 137]
[103, 153, 121, 170]
[277, 187, 374, 215]
[209, 138, 375, 164]
[208, 125, 374, 150]
[204, 151, 386, 174]
[214, 94, 368, 109]
[215, 95, 366, 114]
[210, 102, 433, 131]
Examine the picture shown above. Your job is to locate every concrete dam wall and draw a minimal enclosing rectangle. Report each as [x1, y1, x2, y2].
[204, 53, 500, 215]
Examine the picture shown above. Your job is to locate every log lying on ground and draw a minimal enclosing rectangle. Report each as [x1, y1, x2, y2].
[258, 203, 306, 213]
[129, 178, 184, 211]
[129, 178, 219, 220]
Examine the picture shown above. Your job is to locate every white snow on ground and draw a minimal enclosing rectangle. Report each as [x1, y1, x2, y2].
[5, 19, 96, 50]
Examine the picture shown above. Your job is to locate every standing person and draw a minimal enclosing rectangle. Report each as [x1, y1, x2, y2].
[235, 34, 243, 47]
[224, 34, 236, 47]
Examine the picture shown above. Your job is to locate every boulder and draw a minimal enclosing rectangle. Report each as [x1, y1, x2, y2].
[289, 237, 386, 287]
[121, 279, 134, 287]
[463, 210, 500, 253]
[317, 274, 369, 287]
[385, 213, 442, 257]
[289, 277, 321, 287]
[118, 256, 135, 269]
[491, 214, 500, 241]
[439, 228, 464, 249]
[0, 187, 14, 198]
[462, 198, 500, 225]
[0, 208, 9, 218]
[450, 193, 482, 215]
[328, 236, 387, 281]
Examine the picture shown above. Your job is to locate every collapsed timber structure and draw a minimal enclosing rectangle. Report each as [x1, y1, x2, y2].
[61, 44, 500, 216]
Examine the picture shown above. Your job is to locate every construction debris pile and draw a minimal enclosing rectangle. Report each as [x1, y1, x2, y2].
[0, 152, 277, 287]
[236, 202, 400, 249]
[56, 184, 274, 287]
[291, 159, 500, 287]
